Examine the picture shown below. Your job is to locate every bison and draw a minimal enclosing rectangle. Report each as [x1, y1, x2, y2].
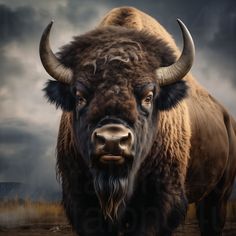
[39, 7, 236, 236]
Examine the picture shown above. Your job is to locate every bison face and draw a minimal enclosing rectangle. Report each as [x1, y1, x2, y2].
[73, 72, 158, 172]
[41, 22, 194, 220]
[70, 65, 161, 220]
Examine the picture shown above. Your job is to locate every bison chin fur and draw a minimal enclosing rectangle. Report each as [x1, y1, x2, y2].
[93, 172, 129, 221]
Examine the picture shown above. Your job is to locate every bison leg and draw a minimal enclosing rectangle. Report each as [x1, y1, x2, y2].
[196, 196, 226, 236]
[195, 177, 234, 236]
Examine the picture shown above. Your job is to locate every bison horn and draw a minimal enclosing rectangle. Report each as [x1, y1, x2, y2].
[156, 19, 195, 86]
[39, 21, 73, 84]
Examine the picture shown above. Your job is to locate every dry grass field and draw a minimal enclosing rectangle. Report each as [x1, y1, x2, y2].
[0, 198, 63, 226]
[0, 198, 235, 235]
[0, 198, 74, 236]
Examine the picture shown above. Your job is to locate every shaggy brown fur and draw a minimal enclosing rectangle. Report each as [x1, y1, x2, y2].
[42, 6, 236, 236]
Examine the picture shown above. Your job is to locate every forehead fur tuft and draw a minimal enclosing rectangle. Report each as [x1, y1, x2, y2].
[57, 26, 177, 72]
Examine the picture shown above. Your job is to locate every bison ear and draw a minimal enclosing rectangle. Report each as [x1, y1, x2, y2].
[157, 80, 188, 111]
[43, 80, 75, 111]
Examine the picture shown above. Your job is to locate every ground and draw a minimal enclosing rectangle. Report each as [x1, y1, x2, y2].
[1, 220, 236, 236]
[0, 200, 235, 235]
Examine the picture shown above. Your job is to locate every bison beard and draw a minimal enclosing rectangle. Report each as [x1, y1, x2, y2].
[93, 172, 129, 221]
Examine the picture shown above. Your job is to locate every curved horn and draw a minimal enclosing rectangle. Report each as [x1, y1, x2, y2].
[39, 21, 73, 84]
[156, 19, 195, 86]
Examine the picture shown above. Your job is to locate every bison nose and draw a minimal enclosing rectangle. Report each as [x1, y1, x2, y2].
[91, 124, 134, 161]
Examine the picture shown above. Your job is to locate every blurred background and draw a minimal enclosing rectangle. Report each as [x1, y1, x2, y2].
[0, 0, 235, 200]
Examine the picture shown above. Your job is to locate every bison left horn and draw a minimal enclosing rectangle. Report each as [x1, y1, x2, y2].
[39, 21, 73, 84]
[156, 19, 195, 86]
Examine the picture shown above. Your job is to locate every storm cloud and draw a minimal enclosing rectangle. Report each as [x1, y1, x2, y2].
[0, 0, 235, 199]
[0, 119, 60, 198]
[0, 120, 55, 181]
[0, 4, 44, 45]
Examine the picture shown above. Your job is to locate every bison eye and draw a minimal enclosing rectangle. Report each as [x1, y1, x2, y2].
[76, 91, 87, 108]
[141, 91, 153, 109]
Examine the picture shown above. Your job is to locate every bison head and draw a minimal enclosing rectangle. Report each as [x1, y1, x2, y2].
[40, 20, 194, 221]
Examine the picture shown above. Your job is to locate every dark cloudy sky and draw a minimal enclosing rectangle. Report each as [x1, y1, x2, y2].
[0, 0, 235, 197]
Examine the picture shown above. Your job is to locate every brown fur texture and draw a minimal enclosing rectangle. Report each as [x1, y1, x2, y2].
[43, 6, 236, 236]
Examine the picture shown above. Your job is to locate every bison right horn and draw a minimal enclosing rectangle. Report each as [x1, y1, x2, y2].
[156, 19, 195, 86]
[39, 21, 73, 84]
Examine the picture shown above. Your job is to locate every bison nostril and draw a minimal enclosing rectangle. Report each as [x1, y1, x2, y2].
[120, 132, 133, 147]
[94, 132, 106, 146]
